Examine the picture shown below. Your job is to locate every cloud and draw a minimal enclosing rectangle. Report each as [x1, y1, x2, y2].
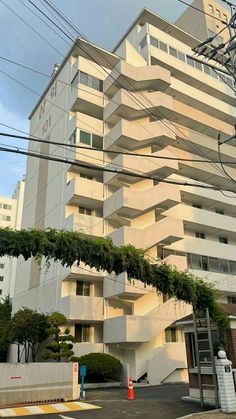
[0, 101, 28, 196]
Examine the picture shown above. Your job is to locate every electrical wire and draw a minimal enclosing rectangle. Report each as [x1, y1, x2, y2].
[177, 0, 229, 23]
[0, 141, 234, 192]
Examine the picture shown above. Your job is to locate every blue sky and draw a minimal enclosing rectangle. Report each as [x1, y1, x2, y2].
[0, 0, 188, 196]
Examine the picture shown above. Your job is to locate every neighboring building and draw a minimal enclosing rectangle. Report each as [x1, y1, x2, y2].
[11, 1, 236, 383]
[0, 180, 25, 298]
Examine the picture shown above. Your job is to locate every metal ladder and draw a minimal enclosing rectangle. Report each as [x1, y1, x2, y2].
[193, 308, 219, 409]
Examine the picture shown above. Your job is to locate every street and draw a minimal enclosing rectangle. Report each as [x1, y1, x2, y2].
[12, 384, 206, 419]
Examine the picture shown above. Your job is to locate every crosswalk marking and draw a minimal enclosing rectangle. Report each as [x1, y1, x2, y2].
[0, 401, 101, 417]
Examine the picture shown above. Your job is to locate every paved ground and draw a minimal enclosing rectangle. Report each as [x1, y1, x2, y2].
[1, 384, 207, 419]
[185, 413, 236, 419]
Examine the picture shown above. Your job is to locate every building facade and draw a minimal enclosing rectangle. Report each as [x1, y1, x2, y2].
[12, 1, 236, 383]
[0, 180, 25, 298]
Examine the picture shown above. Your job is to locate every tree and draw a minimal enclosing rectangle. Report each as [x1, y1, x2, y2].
[0, 228, 228, 329]
[10, 307, 48, 362]
[43, 311, 75, 362]
[0, 296, 12, 362]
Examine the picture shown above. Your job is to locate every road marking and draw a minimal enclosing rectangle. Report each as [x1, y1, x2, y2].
[0, 401, 101, 417]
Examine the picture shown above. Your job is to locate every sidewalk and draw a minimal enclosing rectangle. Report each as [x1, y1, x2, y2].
[179, 410, 236, 418]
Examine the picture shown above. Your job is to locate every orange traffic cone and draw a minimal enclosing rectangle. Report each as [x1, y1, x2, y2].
[127, 377, 135, 400]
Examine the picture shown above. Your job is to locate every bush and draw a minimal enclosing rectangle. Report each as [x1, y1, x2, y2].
[71, 353, 122, 382]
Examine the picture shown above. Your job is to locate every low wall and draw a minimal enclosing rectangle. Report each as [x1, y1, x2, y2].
[0, 362, 79, 406]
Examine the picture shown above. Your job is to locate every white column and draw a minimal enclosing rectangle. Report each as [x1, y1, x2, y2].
[215, 350, 236, 413]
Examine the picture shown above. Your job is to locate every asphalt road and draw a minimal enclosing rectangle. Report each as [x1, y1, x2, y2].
[15, 384, 207, 419]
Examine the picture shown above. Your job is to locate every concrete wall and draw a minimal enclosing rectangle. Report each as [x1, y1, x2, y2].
[0, 362, 78, 406]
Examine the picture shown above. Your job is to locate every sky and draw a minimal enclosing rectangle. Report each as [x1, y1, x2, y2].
[0, 0, 188, 196]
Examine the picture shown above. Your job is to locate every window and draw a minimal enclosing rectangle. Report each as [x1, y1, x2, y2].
[219, 259, 229, 273]
[80, 130, 91, 145]
[79, 71, 103, 92]
[192, 204, 202, 209]
[68, 130, 76, 146]
[187, 56, 195, 67]
[0, 215, 11, 222]
[0, 204, 12, 210]
[75, 324, 91, 342]
[169, 47, 178, 58]
[80, 173, 93, 180]
[0, 264, 4, 269]
[0, 277, 3, 282]
[71, 71, 78, 90]
[187, 253, 236, 275]
[79, 207, 92, 216]
[223, 14, 228, 22]
[228, 296, 236, 304]
[140, 36, 147, 50]
[203, 64, 211, 75]
[216, 9, 221, 18]
[150, 36, 159, 48]
[0, 290, 2, 295]
[202, 256, 208, 271]
[165, 327, 177, 343]
[195, 232, 205, 239]
[159, 41, 168, 52]
[215, 209, 224, 215]
[209, 257, 219, 272]
[219, 237, 228, 244]
[230, 261, 236, 274]
[191, 254, 202, 269]
[79, 130, 103, 150]
[76, 281, 90, 296]
[177, 51, 186, 62]
[195, 60, 203, 71]
[208, 4, 214, 13]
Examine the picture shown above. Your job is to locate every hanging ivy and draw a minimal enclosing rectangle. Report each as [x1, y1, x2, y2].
[0, 228, 228, 329]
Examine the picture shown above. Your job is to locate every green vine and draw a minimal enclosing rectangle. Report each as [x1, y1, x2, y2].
[0, 228, 228, 329]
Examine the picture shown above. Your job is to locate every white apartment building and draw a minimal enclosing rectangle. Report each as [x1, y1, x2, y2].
[12, 1, 236, 383]
[0, 180, 25, 298]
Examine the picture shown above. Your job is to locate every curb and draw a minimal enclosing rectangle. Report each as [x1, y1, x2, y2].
[177, 410, 221, 419]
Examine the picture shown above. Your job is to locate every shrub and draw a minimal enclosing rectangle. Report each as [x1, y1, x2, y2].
[71, 353, 122, 382]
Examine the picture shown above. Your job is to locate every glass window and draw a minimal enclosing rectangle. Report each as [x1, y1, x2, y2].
[0, 215, 11, 222]
[219, 237, 228, 244]
[159, 41, 168, 52]
[223, 14, 228, 22]
[215, 209, 224, 215]
[216, 9, 221, 18]
[0, 277, 3, 282]
[165, 327, 177, 343]
[150, 36, 159, 48]
[203, 64, 211, 75]
[169, 47, 178, 58]
[229, 261, 236, 274]
[187, 253, 192, 268]
[219, 259, 229, 273]
[140, 36, 147, 50]
[71, 71, 78, 90]
[187, 56, 195, 67]
[177, 51, 186, 62]
[0, 264, 4, 269]
[228, 295, 236, 304]
[191, 254, 202, 269]
[209, 257, 219, 272]
[195, 232, 205, 239]
[79, 71, 103, 92]
[208, 4, 214, 13]
[163, 248, 174, 258]
[80, 130, 91, 146]
[75, 324, 91, 342]
[195, 61, 203, 71]
[76, 281, 90, 296]
[192, 204, 202, 209]
[92, 134, 103, 150]
[211, 70, 218, 79]
[0, 290, 2, 295]
[202, 256, 209, 271]
[79, 207, 92, 216]
[2, 204, 11, 210]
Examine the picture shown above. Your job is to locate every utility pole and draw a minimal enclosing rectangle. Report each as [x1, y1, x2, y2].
[192, 0, 236, 89]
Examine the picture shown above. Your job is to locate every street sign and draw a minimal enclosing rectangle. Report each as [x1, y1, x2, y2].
[80, 366, 87, 377]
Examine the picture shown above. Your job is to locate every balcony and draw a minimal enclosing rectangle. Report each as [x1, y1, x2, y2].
[162, 254, 187, 271]
[163, 204, 236, 238]
[69, 83, 104, 120]
[104, 119, 176, 151]
[104, 61, 170, 97]
[61, 262, 105, 282]
[66, 177, 103, 208]
[73, 343, 104, 357]
[104, 183, 180, 220]
[65, 213, 103, 237]
[104, 298, 191, 343]
[61, 295, 103, 321]
[109, 216, 184, 249]
[104, 150, 178, 187]
[103, 272, 151, 299]
[104, 89, 173, 125]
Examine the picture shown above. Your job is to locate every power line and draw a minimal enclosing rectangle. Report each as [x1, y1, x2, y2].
[177, 0, 229, 23]
[3, 131, 236, 165]
[0, 142, 234, 192]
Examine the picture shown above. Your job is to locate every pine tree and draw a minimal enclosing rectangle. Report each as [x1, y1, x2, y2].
[43, 312, 75, 362]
